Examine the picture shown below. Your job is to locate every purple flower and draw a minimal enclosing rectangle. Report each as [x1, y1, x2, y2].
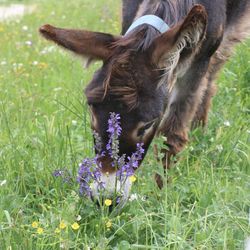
[93, 130, 102, 153]
[117, 143, 144, 180]
[53, 170, 64, 177]
[53, 169, 73, 183]
[77, 157, 104, 197]
[106, 113, 122, 160]
[77, 112, 145, 197]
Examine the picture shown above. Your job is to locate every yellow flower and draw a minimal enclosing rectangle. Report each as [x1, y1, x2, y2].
[106, 220, 112, 228]
[71, 222, 80, 230]
[129, 175, 137, 183]
[31, 221, 39, 228]
[104, 199, 112, 206]
[38, 62, 48, 69]
[37, 227, 44, 234]
[59, 221, 67, 229]
[54, 228, 61, 233]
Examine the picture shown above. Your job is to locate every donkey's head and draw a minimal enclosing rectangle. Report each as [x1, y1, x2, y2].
[40, 5, 207, 201]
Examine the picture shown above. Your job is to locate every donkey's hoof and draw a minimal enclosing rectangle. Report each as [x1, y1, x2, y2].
[155, 173, 164, 189]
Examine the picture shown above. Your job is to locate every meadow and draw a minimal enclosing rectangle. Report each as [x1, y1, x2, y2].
[0, 0, 249, 249]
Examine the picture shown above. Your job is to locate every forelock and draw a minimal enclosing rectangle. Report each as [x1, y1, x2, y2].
[85, 48, 139, 111]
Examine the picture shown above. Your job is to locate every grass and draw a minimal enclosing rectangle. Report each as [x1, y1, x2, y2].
[0, 0, 249, 249]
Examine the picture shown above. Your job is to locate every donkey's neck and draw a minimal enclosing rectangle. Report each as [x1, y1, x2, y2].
[135, 0, 195, 27]
[119, 0, 196, 52]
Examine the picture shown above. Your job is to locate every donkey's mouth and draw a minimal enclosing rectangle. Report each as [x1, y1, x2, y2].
[97, 155, 117, 174]
[90, 170, 133, 207]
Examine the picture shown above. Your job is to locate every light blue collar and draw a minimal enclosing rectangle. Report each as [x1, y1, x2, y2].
[125, 15, 169, 35]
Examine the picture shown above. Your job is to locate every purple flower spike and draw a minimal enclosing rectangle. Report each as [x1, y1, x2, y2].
[117, 143, 144, 180]
[106, 112, 122, 161]
[53, 170, 64, 177]
[93, 130, 102, 153]
[77, 112, 145, 197]
[77, 157, 104, 197]
[53, 169, 73, 183]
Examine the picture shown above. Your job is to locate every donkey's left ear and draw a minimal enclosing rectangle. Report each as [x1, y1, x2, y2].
[150, 5, 207, 73]
[39, 24, 121, 65]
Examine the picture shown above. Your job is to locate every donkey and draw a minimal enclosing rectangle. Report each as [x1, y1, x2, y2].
[40, 0, 250, 200]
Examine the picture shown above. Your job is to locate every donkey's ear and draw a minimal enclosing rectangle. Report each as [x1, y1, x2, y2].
[39, 24, 120, 63]
[150, 5, 207, 76]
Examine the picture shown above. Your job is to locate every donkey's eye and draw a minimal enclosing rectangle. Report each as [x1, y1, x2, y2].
[137, 121, 155, 137]
[88, 103, 97, 109]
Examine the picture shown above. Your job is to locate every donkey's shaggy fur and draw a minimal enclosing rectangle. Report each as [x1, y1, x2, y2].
[40, 0, 250, 190]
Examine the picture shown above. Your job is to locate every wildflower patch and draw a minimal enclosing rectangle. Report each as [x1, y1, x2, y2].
[52, 112, 144, 209]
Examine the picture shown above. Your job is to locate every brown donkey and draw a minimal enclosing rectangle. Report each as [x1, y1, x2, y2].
[40, 0, 250, 199]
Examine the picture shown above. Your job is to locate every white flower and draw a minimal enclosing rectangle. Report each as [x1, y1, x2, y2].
[32, 61, 38, 65]
[40, 46, 56, 54]
[129, 193, 138, 201]
[76, 215, 82, 221]
[72, 120, 77, 126]
[223, 120, 231, 127]
[129, 193, 147, 202]
[25, 41, 32, 46]
[60, 243, 66, 249]
[209, 137, 215, 143]
[1, 61, 7, 65]
[54, 87, 62, 92]
[0, 180, 7, 186]
[216, 145, 223, 153]
[22, 25, 28, 31]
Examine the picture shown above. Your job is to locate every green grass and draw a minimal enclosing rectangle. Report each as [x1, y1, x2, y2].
[0, 0, 249, 249]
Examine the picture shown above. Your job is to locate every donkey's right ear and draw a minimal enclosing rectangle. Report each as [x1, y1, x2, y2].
[149, 5, 207, 74]
[39, 24, 121, 63]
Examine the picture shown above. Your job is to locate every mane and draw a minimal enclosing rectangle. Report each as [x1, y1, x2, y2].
[139, 0, 196, 26]
[115, 0, 196, 51]
[86, 0, 196, 110]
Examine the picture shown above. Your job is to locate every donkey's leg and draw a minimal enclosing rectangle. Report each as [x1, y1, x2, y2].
[191, 76, 217, 128]
[155, 60, 210, 188]
[191, 41, 235, 128]
[192, 14, 250, 128]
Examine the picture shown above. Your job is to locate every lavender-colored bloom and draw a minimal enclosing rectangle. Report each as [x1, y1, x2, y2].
[117, 143, 144, 180]
[106, 113, 122, 161]
[93, 130, 102, 153]
[53, 169, 64, 177]
[107, 113, 122, 137]
[53, 169, 73, 183]
[77, 157, 104, 197]
[77, 112, 145, 198]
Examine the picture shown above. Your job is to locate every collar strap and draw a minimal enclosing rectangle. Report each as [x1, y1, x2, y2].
[125, 15, 170, 35]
